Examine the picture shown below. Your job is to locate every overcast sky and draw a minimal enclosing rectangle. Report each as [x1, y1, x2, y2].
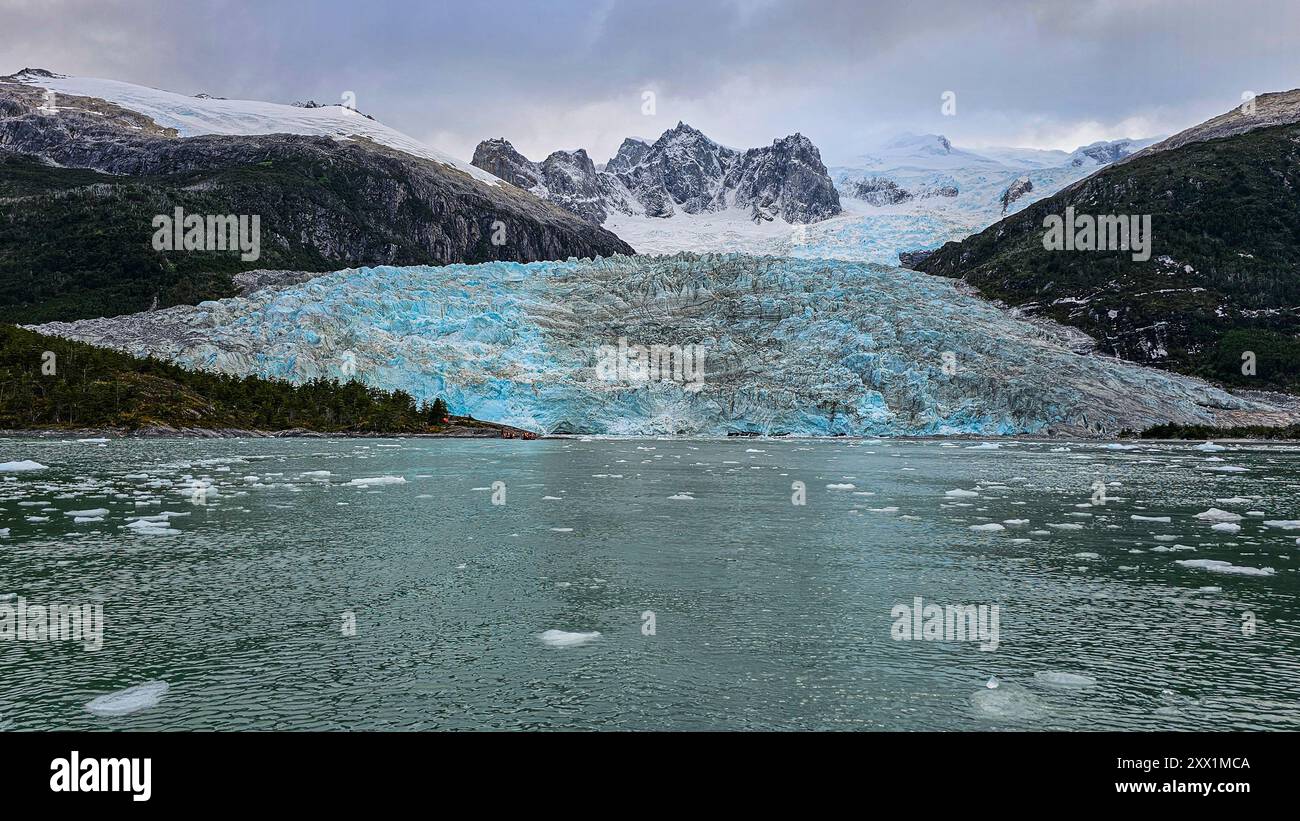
[4, 0, 1299, 165]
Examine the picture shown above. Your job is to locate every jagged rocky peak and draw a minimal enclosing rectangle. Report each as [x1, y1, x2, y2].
[723, 133, 841, 222]
[1000, 176, 1034, 213]
[604, 137, 651, 174]
[469, 137, 542, 189]
[471, 122, 841, 225]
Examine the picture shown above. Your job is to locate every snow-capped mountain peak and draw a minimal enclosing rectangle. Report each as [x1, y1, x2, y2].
[472, 122, 840, 225]
[7, 69, 501, 185]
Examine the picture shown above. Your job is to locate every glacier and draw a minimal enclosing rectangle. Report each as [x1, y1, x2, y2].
[31, 253, 1298, 436]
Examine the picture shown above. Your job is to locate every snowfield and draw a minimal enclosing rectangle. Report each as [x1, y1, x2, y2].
[15, 72, 501, 186]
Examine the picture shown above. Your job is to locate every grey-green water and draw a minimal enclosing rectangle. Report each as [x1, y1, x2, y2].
[2, 436, 1298, 730]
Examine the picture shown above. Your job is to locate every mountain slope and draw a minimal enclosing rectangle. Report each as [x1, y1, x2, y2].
[0, 71, 632, 323]
[917, 118, 1300, 390]
[0, 324, 468, 434]
[30, 254, 1298, 437]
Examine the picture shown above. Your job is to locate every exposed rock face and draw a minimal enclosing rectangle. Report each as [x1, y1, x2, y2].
[897, 249, 934, 269]
[999, 176, 1033, 214]
[471, 122, 841, 225]
[852, 177, 914, 206]
[0, 80, 633, 284]
[1128, 88, 1300, 161]
[1069, 139, 1144, 167]
[720, 134, 842, 223]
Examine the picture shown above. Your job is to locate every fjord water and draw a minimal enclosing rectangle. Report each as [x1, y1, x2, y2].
[2, 437, 1298, 731]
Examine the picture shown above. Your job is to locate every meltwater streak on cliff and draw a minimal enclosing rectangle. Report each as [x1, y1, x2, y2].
[32, 254, 1297, 436]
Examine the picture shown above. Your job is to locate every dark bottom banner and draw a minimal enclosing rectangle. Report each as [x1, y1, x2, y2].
[2, 731, 1286, 807]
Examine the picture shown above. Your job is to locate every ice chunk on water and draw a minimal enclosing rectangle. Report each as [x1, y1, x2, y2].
[1131, 515, 1171, 522]
[1195, 442, 1227, 452]
[945, 488, 979, 497]
[969, 523, 1005, 532]
[1034, 671, 1097, 688]
[539, 630, 600, 648]
[826, 483, 855, 490]
[64, 508, 109, 518]
[0, 460, 47, 472]
[1195, 508, 1242, 522]
[85, 680, 169, 717]
[1176, 559, 1274, 576]
[1262, 520, 1300, 530]
[1210, 522, 1241, 533]
[346, 476, 406, 487]
[668, 493, 695, 500]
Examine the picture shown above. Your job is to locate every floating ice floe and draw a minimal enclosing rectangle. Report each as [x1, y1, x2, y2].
[969, 523, 1005, 532]
[1195, 441, 1227, 452]
[1175, 559, 1274, 576]
[64, 508, 109, 518]
[1034, 671, 1097, 688]
[539, 630, 600, 648]
[1210, 522, 1241, 533]
[85, 680, 169, 717]
[1201, 465, 1249, 473]
[1262, 520, 1300, 530]
[1131, 515, 1171, 523]
[1047, 523, 1084, 530]
[667, 493, 695, 500]
[965, 443, 1000, 450]
[1074, 552, 1100, 559]
[0, 460, 47, 472]
[1195, 508, 1242, 522]
[346, 476, 406, 487]
[826, 483, 855, 490]
[945, 488, 979, 498]
[1003, 519, 1029, 526]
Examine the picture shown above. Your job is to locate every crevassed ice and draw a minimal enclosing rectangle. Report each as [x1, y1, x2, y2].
[32, 254, 1297, 437]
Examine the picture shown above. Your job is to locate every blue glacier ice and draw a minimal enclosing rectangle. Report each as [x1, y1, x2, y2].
[33, 254, 1297, 436]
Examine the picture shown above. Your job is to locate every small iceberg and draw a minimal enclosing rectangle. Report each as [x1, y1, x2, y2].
[1176, 559, 1274, 577]
[945, 488, 979, 498]
[969, 523, 1005, 532]
[1034, 671, 1096, 688]
[539, 629, 600, 648]
[85, 680, 169, 717]
[346, 476, 406, 487]
[1195, 508, 1242, 522]
[0, 460, 47, 472]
